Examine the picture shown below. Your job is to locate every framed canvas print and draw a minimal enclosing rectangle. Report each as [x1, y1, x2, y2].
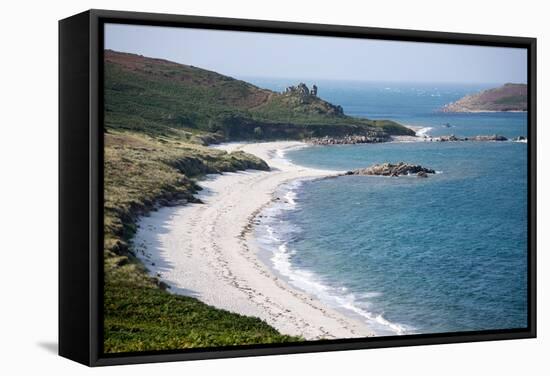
[59, 9, 536, 366]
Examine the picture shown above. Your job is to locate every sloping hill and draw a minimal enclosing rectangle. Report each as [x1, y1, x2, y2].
[104, 50, 413, 142]
[442, 83, 527, 112]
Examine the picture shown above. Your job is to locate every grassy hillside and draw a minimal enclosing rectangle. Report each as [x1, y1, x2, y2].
[104, 50, 414, 142]
[103, 131, 299, 353]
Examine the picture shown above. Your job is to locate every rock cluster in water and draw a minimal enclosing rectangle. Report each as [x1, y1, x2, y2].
[434, 134, 508, 142]
[344, 162, 436, 178]
[309, 133, 520, 145]
[308, 134, 390, 145]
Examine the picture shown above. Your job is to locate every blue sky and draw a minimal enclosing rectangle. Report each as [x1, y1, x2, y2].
[105, 23, 527, 84]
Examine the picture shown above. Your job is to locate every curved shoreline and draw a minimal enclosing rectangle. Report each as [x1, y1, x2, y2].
[132, 141, 374, 340]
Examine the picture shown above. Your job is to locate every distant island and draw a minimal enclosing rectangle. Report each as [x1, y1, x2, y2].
[441, 83, 527, 112]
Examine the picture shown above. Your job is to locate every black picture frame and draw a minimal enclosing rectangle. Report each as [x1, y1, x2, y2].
[59, 9, 537, 367]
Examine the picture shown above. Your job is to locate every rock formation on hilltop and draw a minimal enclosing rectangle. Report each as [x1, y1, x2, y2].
[282, 83, 344, 116]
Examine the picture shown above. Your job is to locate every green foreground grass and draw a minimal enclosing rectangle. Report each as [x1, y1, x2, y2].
[105, 259, 297, 352]
[103, 131, 300, 353]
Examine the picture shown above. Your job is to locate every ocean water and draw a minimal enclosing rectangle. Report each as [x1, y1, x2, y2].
[251, 79, 529, 336]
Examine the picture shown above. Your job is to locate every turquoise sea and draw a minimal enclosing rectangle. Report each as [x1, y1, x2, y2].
[249, 78, 528, 336]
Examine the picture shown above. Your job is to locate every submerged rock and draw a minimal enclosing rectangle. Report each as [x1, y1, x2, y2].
[345, 162, 436, 177]
[417, 171, 429, 178]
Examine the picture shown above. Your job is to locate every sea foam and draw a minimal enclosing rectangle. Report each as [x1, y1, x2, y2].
[416, 127, 433, 137]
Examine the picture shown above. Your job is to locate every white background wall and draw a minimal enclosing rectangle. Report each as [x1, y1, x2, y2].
[1, 0, 547, 374]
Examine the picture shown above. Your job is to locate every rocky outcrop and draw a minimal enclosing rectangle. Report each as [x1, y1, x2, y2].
[310, 133, 515, 145]
[190, 131, 226, 145]
[469, 135, 508, 141]
[435, 134, 508, 142]
[344, 162, 436, 177]
[285, 82, 310, 96]
[283, 83, 344, 116]
[308, 133, 390, 145]
[311, 84, 318, 96]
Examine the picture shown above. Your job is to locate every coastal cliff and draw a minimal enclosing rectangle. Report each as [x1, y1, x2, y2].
[441, 83, 527, 112]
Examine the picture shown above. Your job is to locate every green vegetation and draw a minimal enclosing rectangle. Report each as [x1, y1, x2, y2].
[105, 281, 297, 352]
[103, 50, 412, 353]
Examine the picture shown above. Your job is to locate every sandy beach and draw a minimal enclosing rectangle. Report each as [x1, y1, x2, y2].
[133, 141, 374, 340]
